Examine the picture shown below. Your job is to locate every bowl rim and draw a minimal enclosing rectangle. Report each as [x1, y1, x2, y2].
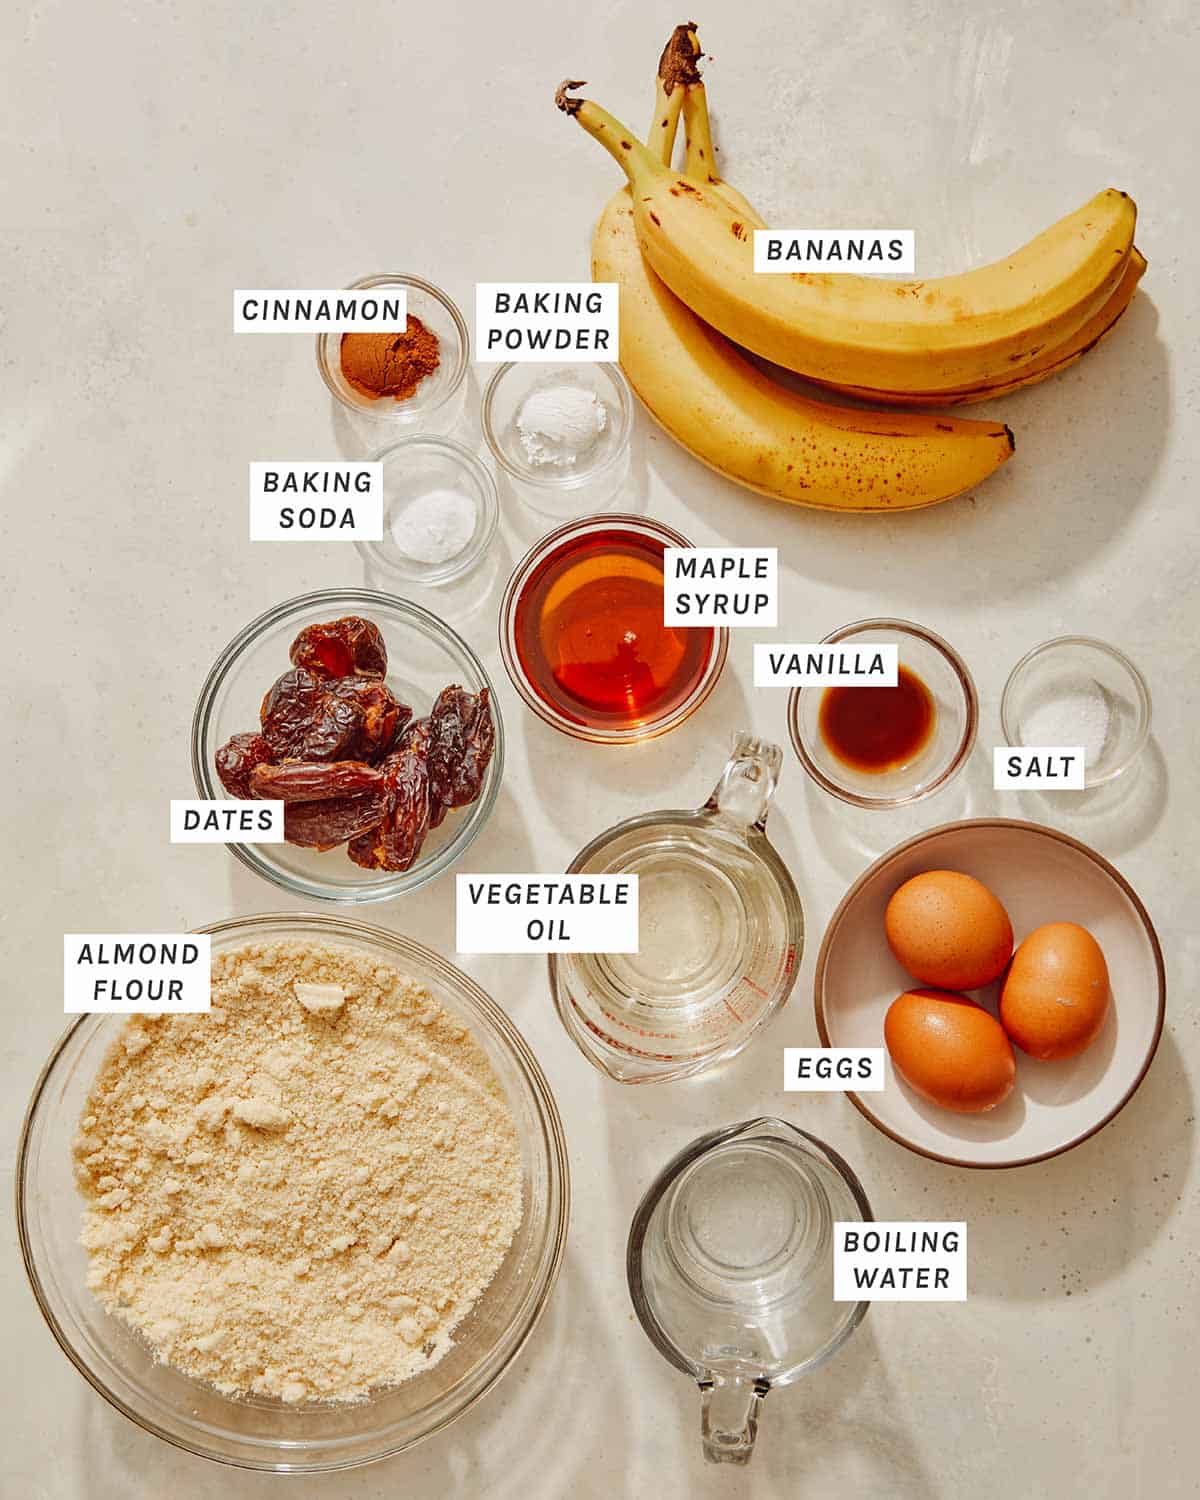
[355, 433, 500, 586]
[190, 587, 504, 902]
[15, 911, 571, 1472]
[315, 272, 470, 419]
[999, 634, 1153, 787]
[787, 617, 978, 809]
[480, 361, 633, 489]
[813, 817, 1167, 1170]
[498, 512, 729, 745]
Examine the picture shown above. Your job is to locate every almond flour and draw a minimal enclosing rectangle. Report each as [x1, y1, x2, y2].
[73, 940, 523, 1403]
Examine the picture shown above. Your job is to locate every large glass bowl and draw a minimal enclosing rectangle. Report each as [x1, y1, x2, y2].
[191, 589, 503, 902]
[16, 913, 570, 1472]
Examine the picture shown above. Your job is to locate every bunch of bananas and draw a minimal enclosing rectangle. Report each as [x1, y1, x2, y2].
[558, 24, 1144, 513]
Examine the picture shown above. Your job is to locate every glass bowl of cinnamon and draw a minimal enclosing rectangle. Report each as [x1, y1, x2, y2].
[316, 273, 470, 435]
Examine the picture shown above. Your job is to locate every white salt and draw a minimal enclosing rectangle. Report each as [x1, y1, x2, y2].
[1023, 677, 1112, 767]
[391, 487, 477, 565]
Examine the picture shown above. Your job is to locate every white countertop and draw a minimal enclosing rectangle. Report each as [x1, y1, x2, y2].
[2, 1, 1196, 1494]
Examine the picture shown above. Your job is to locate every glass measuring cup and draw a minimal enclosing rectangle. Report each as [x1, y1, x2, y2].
[549, 734, 802, 1083]
[627, 1118, 873, 1466]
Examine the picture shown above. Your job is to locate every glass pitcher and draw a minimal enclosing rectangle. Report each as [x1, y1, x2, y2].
[549, 734, 802, 1083]
[627, 1118, 873, 1465]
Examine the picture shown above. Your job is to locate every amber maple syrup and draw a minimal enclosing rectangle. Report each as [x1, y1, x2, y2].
[513, 527, 715, 732]
[819, 664, 935, 772]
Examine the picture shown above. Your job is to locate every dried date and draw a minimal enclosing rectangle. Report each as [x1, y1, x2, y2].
[283, 787, 390, 850]
[214, 733, 275, 800]
[290, 617, 387, 679]
[249, 759, 383, 804]
[260, 668, 404, 762]
[428, 685, 495, 808]
[347, 745, 431, 871]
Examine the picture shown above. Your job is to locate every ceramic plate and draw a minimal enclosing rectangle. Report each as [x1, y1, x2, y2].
[815, 819, 1165, 1168]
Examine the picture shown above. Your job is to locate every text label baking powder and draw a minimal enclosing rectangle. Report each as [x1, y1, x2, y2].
[475, 283, 619, 361]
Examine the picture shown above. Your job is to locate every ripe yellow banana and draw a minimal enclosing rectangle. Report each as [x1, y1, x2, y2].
[561, 82, 1136, 393]
[817, 247, 1147, 407]
[674, 45, 1145, 408]
[590, 41, 1014, 512]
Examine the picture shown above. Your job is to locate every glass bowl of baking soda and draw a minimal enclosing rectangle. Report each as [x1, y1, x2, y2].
[481, 362, 632, 516]
[357, 435, 499, 587]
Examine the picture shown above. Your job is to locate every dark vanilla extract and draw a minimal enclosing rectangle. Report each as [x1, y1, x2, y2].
[819, 664, 935, 772]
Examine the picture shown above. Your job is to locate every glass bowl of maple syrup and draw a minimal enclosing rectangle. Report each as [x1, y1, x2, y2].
[499, 514, 729, 744]
[787, 619, 978, 808]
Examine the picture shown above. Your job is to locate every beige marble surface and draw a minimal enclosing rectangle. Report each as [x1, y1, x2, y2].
[2, 1, 1196, 1494]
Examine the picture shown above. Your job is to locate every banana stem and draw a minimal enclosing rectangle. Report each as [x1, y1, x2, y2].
[683, 82, 719, 182]
[649, 77, 683, 168]
[555, 81, 662, 184]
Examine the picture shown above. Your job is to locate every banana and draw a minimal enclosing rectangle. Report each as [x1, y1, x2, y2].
[560, 82, 1136, 394]
[817, 248, 1147, 407]
[672, 48, 1147, 409]
[589, 37, 1014, 512]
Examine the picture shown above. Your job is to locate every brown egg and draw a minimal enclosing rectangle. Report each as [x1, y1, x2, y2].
[885, 870, 1013, 990]
[1000, 922, 1110, 1060]
[884, 988, 1016, 1113]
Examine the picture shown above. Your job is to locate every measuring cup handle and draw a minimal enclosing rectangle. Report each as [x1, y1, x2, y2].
[699, 1375, 769, 1465]
[702, 732, 783, 833]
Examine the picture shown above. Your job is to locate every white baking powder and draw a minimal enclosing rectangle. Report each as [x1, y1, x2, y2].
[516, 384, 608, 467]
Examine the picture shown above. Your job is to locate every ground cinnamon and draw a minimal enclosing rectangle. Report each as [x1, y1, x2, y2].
[340, 315, 440, 402]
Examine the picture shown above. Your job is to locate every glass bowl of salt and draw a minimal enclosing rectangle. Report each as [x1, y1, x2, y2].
[358, 434, 499, 586]
[1001, 636, 1152, 787]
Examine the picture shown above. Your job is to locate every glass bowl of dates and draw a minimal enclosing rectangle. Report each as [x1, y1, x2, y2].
[192, 591, 503, 902]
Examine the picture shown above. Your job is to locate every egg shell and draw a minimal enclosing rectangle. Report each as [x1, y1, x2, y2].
[884, 870, 1014, 991]
[884, 988, 1016, 1113]
[1000, 922, 1110, 1061]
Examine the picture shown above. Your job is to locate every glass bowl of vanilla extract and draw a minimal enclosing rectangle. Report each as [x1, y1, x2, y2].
[788, 618, 978, 808]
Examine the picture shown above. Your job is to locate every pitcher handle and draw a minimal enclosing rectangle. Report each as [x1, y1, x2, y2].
[701, 732, 783, 833]
[699, 1374, 770, 1465]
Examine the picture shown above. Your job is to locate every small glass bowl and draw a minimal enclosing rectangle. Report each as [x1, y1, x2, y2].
[788, 619, 978, 808]
[481, 362, 632, 516]
[316, 274, 469, 434]
[1001, 636, 1151, 787]
[192, 589, 503, 902]
[17, 912, 569, 1472]
[499, 513, 729, 745]
[356, 436, 498, 587]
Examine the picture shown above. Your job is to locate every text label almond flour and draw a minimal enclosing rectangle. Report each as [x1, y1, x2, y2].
[64, 934, 212, 1014]
[456, 875, 638, 953]
[834, 1221, 967, 1301]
